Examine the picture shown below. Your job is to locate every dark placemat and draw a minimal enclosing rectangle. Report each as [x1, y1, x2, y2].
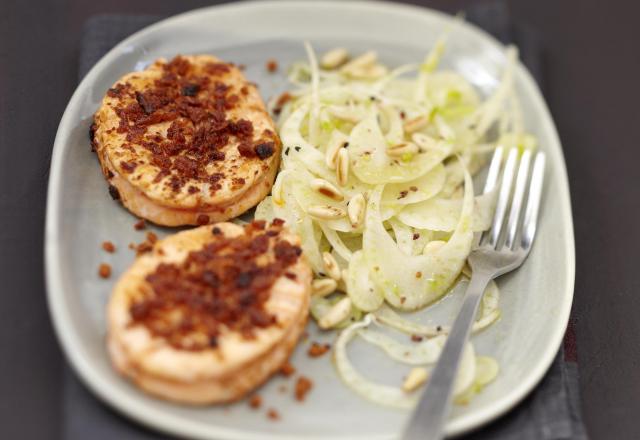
[65, 2, 586, 439]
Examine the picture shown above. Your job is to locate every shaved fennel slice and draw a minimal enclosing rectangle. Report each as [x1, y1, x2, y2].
[374, 305, 444, 337]
[388, 218, 414, 255]
[455, 356, 499, 404]
[318, 222, 353, 262]
[335, 315, 477, 408]
[381, 163, 445, 206]
[346, 251, 384, 311]
[363, 166, 474, 310]
[397, 190, 496, 232]
[357, 327, 445, 365]
[334, 315, 418, 409]
[349, 113, 450, 184]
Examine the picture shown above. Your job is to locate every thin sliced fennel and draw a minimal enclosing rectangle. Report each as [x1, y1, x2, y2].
[363, 166, 474, 310]
[253, 35, 531, 408]
[335, 315, 478, 409]
[396, 189, 497, 232]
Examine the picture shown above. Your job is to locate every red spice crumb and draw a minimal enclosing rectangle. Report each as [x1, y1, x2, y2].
[400, 111, 406, 119]
[412, 233, 420, 240]
[409, 186, 418, 192]
[415, 271, 422, 279]
[411, 334, 423, 342]
[102, 241, 116, 253]
[196, 214, 210, 225]
[266, 59, 278, 73]
[98, 263, 112, 278]
[248, 395, 262, 409]
[284, 272, 297, 280]
[146, 232, 158, 244]
[134, 219, 146, 230]
[398, 190, 409, 199]
[308, 342, 331, 358]
[400, 296, 406, 304]
[266, 408, 280, 421]
[280, 361, 296, 377]
[294, 376, 313, 401]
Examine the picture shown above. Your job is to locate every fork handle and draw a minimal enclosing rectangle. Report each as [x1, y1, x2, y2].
[402, 271, 492, 440]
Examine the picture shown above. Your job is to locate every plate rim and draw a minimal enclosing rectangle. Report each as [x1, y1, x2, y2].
[45, 1, 576, 438]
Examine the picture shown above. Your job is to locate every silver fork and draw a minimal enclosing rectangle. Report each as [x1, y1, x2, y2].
[401, 146, 546, 440]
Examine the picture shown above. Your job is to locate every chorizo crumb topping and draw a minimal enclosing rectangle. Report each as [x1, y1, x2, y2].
[101, 241, 116, 253]
[98, 263, 112, 278]
[103, 56, 278, 194]
[307, 341, 331, 357]
[129, 219, 302, 351]
[294, 376, 313, 401]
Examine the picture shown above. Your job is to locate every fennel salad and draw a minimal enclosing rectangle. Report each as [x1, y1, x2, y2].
[255, 31, 536, 407]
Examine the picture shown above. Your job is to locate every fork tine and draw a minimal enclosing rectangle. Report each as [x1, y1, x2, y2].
[520, 152, 546, 250]
[505, 150, 532, 249]
[483, 146, 504, 194]
[488, 148, 518, 247]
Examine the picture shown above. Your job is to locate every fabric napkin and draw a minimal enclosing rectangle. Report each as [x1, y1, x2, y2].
[65, 2, 587, 439]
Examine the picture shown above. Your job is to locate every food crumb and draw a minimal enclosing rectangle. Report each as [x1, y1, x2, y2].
[134, 219, 146, 230]
[266, 59, 278, 72]
[415, 271, 422, 279]
[294, 376, 313, 401]
[101, 241, 116, 253]
[146, 231, 158, 244]
[308, 342, 331, 358]
[266, 408, 280, 421]
[280, 360, 296, 377]
[278, 384, 288, 393]
[412, 233, 420, 240]
[411, 334, 423, 342]
[98, 263, 112, 278]
[248, 395, 262, 409]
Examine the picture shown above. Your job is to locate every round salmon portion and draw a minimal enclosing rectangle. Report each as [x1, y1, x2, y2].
[92, 55, 280, 226]
[107, 220, 312, 404]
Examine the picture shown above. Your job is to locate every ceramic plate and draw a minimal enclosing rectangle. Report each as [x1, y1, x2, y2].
[45, 1, 575, 438]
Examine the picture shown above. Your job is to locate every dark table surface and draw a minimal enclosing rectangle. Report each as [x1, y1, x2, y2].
[1, 1, 639, 439]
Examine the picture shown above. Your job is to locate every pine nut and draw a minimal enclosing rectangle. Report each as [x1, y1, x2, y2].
[307, 205, 346, 220]
[336, 148, 350, 186]
[403, 115, 430, 133]
[386, 142, 419, 158]
[325, 131, 349, 170]
[402, 367, 428, 392]
[311, 178, 344, 201]
[424, 240, 446, 254]
[340, 51, 377, 72]
[318, 297, 352, 329]
[347, 193, 366, 228]
[321, 48, 350, 69]
[312, 278, 338, 297]
[322, 252, 342, 281]
[345, 64, 388, 80]
[327, 105, 363, 123]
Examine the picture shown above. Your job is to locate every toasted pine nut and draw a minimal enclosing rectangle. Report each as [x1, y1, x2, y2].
[403, 115, 430, 133]
[321, 47, 350, 69]
[412, 133, 437, 151]
[325, 131, 349, 170]
[336, 148, 349, 186]
[322, 252, 342, 281]
[307, 205, 346, 220]
[318, 297, 352, 329]
[347, 193, 366, 228]
[343, 64, 388, 80]
[340, 51, 377, 72]
[312, 278, 338, 297]
[326, 105, 363, 123]
[402, 367, 428, 392]
[387, 142, 419, 158]
[311, 178, 344, 201]
[424, 240, 446, 254]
